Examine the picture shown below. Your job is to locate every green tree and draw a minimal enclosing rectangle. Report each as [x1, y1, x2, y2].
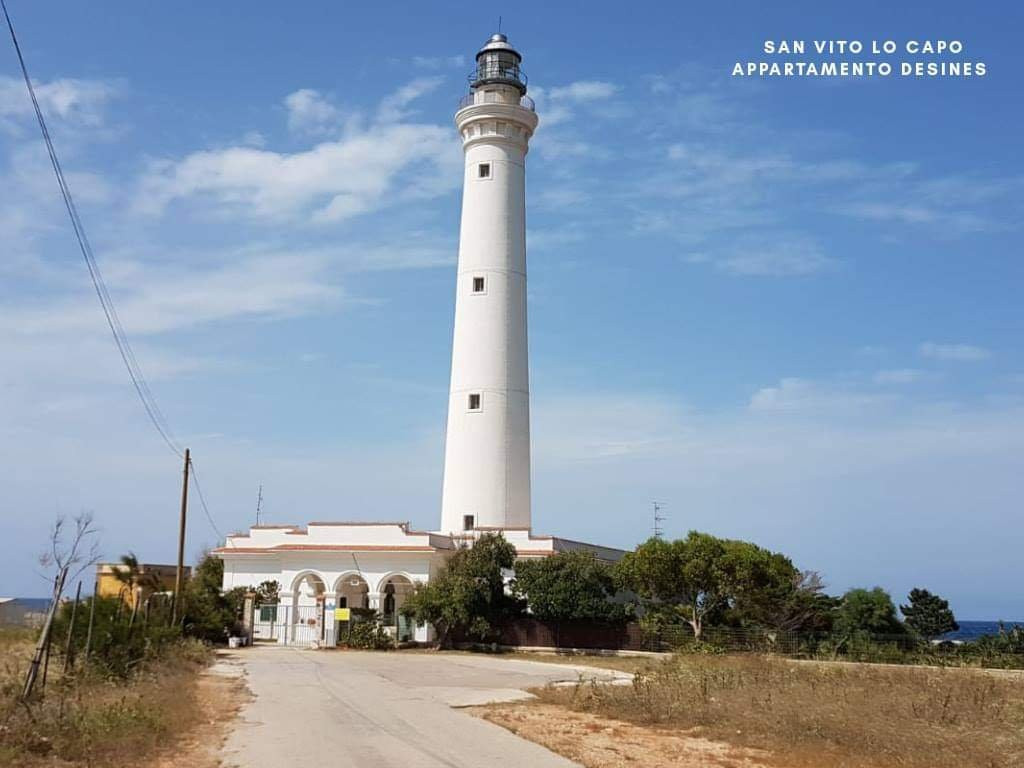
[400, 533, 520, 647]
[765, 571, 840, 633]
[721, 540, 802, 629]
[181, 553, 246, 642]
[254, 580, 281, 605]
[513, 551, 629, 622]
[834, 587, 905, 638]
[615, 532, 735, 641]
[900, 588, 958, 640]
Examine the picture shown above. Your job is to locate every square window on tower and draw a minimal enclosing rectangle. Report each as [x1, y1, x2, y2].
[478, 162, 491, 179]
[463, 514, 475, 531]
[472, 276, 486, 293]
[468, 393, 482, 411]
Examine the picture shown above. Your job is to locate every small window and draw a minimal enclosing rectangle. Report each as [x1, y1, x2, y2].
[463, 514, 475, 531]
[468, 393, 482, 411]
[472, 276, 485, 293]
[478, 163, 491, 179]
[259, 605, 277, 622]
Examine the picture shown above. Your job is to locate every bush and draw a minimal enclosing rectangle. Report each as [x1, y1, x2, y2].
[340, 614, 392, 650]
[49, 595, 182, 679]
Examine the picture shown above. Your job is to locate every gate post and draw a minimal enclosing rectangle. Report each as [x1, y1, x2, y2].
[241, 592, 255, 645]
[323, 594, 337, 647]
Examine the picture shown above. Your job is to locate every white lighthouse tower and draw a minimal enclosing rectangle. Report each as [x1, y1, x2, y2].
[440, 34, 538, 534]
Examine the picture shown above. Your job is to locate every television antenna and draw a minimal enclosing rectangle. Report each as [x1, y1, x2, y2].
[652, 501, 667, 538]
[255, 484, 263, 526]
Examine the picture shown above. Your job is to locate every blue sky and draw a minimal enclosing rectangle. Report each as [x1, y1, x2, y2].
[2, 1, 1022, 619]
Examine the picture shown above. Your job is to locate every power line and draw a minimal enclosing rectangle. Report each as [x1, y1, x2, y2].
[2, 0, 182, 459]
[3, 1, 229, 545]
[188, 459, 230, 544]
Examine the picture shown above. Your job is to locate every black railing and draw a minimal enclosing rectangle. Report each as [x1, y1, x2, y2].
[457, 92, 535, 111]
[469, 62, 528, 89]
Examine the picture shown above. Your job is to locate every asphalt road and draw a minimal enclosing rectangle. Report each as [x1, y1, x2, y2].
[219, 646, 630, 767]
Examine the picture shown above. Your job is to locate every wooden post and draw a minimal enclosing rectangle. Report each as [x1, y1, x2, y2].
[83, 580, 97, 664]
[22, 565, 67, 700]
[172, 448, 190, 624]
[62, 581, 82, 676]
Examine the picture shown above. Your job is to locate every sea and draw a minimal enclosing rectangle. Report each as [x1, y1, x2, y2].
[941, 620, 1024, 641]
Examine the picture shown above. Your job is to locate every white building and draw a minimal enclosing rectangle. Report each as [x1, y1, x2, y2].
[216, 34, 625, 646]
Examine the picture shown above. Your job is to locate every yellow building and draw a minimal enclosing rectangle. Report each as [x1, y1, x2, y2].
[95, 562, 190, 608]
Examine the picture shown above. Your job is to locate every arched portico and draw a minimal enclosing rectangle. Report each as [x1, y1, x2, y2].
[333, 571, 369, 610]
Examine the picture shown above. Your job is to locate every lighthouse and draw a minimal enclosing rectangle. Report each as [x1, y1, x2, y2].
[214, 36, 626, 643]
[440, 34, 539, 534]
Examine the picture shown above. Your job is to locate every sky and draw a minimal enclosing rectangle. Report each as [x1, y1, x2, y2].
[1, 1, 1021, 619]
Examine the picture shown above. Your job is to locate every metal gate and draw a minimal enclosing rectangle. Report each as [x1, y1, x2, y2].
[253, 603, 325, 646]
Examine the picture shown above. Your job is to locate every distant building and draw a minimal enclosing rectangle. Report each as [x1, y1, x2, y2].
[0, 597, 49, 627]
[95, 562, 190, 608]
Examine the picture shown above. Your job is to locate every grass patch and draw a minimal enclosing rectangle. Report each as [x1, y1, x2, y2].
[0, 631, 213, 767]
[535, 653, 1024, 767]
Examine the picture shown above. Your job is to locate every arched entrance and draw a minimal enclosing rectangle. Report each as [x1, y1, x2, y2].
[290, 571, 326, 645]
[333, 572, 369, 611]
[378, 574, 415, 642]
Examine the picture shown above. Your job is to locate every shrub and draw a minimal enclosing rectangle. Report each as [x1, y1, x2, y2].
[341, 614, 393, 650]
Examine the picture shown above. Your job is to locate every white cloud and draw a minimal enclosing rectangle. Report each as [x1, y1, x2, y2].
[748, 377, 892, 414]
[375, 76, 443, 123]
[919, 342, 991, 362]
[284, 89, 342, 134]
[686, 235, 836, 277]
[138, 79, 459, 222]
[411, 55, 465, 69]
[531, 80, 621, 127]
[547, 81, 620, 102]
[0, 76, 120, 130]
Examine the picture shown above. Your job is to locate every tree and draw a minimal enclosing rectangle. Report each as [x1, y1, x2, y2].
[513, 551, 629, 622]
[615, 532, 735, 641]
[721, 540, 802, 630]
[112, 551, 164, 605]
[900, 588, 958, 640]
[767, 571, 840, 634]
[254, 580, 281, 605]
[181, 553, 246, 642]
[834, 587, 905, 638]
[400, 533, 520, 647]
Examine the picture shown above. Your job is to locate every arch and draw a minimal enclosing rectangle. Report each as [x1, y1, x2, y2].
[331, 571, 368, 595]
[289, 570, 327, 595]
[333, 571, 370, 611]
[373, 571, 417, 595]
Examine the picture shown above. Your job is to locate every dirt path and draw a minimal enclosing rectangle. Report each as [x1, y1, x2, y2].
[477, 702, 774, 768]
[149, 652, 248, 768]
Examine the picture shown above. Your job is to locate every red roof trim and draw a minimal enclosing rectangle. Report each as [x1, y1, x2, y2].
[214, 544, 437, 554]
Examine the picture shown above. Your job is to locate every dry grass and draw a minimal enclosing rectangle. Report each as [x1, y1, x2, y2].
[532, 653, 1024, 768]
[0, 629, 215, 767]
[504, 650, 658, 674]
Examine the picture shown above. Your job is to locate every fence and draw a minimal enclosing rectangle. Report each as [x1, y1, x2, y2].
[453, 617, 1024, 665]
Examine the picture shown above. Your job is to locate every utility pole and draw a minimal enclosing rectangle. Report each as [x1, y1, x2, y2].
[652, 501, 667, 539]
[172, 448, 189, 624]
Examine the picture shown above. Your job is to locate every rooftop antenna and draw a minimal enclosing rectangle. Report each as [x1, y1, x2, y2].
[497, 15, 502, 33]
[652, 501, 667, 539]
[255, 484, 263, 526]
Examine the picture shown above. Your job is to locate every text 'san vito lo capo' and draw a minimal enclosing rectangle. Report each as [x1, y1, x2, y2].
[734, 39, 986, 78]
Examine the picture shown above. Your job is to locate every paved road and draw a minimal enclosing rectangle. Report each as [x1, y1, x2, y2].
[219, 646, 629, 767]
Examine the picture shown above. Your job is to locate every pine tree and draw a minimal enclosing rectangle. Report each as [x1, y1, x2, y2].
[900, 588, 959, 640]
